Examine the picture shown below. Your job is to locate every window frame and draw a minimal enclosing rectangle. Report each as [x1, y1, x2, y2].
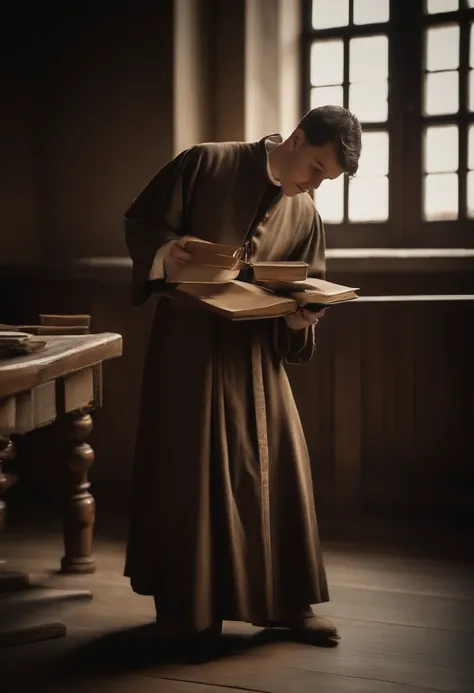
[301, 0, 474, 249]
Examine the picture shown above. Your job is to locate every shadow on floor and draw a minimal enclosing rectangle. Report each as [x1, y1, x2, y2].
[3, 621, 338, 692]
[60, 623, 335, 669]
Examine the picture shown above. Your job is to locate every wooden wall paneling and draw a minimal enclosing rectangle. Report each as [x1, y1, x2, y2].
[412, 302, 451, 511]
[391, 302, 417, 512]
[360, 303, 386, 509]
[1, 271, 474, 523]
[331, 304, 362, 514]
[362, 302, 416, 512]
[419, 301, 474, 515]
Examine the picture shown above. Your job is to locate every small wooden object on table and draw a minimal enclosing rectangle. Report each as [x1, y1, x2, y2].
[0, 315, 122, 645]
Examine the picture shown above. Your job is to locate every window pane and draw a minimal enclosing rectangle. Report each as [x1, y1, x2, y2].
[426, 0, 458, 12]
[353, 0, 389, 25]
[426, 25, 460, 72]
[350, 35, 389, 82]
[425, 71, 459, 115]
[468, 172, 474, 218]
[471, 24, 474, 67]
[424, 125, 459, 173]
[311, 41, 344, 87]
[315, 175, 344, 223]
[424, 173, 458, 220]
[311, 86, 344, 109]
[469, 125, 474, 170]
[349, 81, 388, 122]
[349, 176, 389, 221]
[312, 0, 349, 29]
[358, 131, 389, 176]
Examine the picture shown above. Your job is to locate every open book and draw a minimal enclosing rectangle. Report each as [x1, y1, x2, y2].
[166, 239, 308, 283]
[260, 277, 359, 309]
[162, 278, 359, 321]
[161, 239, 359, 320]
[166, 281, 297, 320]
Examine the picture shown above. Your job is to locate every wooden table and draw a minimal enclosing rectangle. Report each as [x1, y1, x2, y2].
[0, 332, 122, 645]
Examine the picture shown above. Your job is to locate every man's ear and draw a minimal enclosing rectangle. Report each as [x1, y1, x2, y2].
[291, 128, 306, 149]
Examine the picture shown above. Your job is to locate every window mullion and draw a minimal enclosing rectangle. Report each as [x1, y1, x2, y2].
[459, 14, 470, 219]
[397, 0, 423, 246]
[385, 0, 406, 244]
[300, 0, 312, 117]
[343, 31, 350, 223]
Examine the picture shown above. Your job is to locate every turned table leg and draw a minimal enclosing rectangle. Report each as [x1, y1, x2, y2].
[0, 436, 28, 589]
[0, 436, 12, 536]
[0, 428, 92, 647]
[0, 436, 17, 534]
[60, 411, 96, 574]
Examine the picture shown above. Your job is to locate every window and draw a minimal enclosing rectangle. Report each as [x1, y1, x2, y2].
[302, 0, 474, 248]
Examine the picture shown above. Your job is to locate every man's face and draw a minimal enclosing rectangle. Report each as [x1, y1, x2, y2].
[279, 129, 345, 197]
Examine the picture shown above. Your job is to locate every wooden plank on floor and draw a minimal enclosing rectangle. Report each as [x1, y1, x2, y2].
[149, 669, 450, 693]
[148, 619, 474, 693]
[323, 549, 474, 601]
[315, 584, 474, 632]
[43, 674, 257, 693]
[2, 534, 474, 693]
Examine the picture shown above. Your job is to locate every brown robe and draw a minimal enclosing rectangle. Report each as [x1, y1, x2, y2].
[124, 136, 330, 632]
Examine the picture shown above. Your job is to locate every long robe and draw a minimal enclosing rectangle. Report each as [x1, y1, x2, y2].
[124, 135, 330, 632]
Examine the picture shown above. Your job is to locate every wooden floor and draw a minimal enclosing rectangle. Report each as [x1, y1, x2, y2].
[0, 518, 473, 693]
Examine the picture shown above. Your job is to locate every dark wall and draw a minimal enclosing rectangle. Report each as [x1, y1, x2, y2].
[1, 5, 175, 264]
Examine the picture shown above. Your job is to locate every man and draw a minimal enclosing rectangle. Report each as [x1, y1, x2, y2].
[124, 106, 362, 657]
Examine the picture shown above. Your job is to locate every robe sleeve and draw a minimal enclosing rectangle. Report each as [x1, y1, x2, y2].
[148, 240, 177, 280]
[273, 209, 326, 365]
[124, 146, 201, 306]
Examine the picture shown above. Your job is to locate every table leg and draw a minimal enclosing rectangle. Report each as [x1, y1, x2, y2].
[0, 436, 71, 647]
[60, 411, 96, 574]
[0, 436, 27, 590]
[0, 435, 15, 531]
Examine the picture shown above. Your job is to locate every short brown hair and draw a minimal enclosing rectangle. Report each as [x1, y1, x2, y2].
[298, 106, 362, 176]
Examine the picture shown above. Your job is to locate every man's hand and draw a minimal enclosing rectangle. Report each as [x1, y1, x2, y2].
[285, 307, 326, 331]
[163, 235, 202, 277]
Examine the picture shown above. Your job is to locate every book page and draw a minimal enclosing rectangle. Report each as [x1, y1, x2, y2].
[184, 239, 243, 258]
[175, 280, 297, 318]
[266, 277, 359, 296]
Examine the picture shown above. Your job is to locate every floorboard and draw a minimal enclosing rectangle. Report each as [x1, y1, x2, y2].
[0, 526, 472, 693]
